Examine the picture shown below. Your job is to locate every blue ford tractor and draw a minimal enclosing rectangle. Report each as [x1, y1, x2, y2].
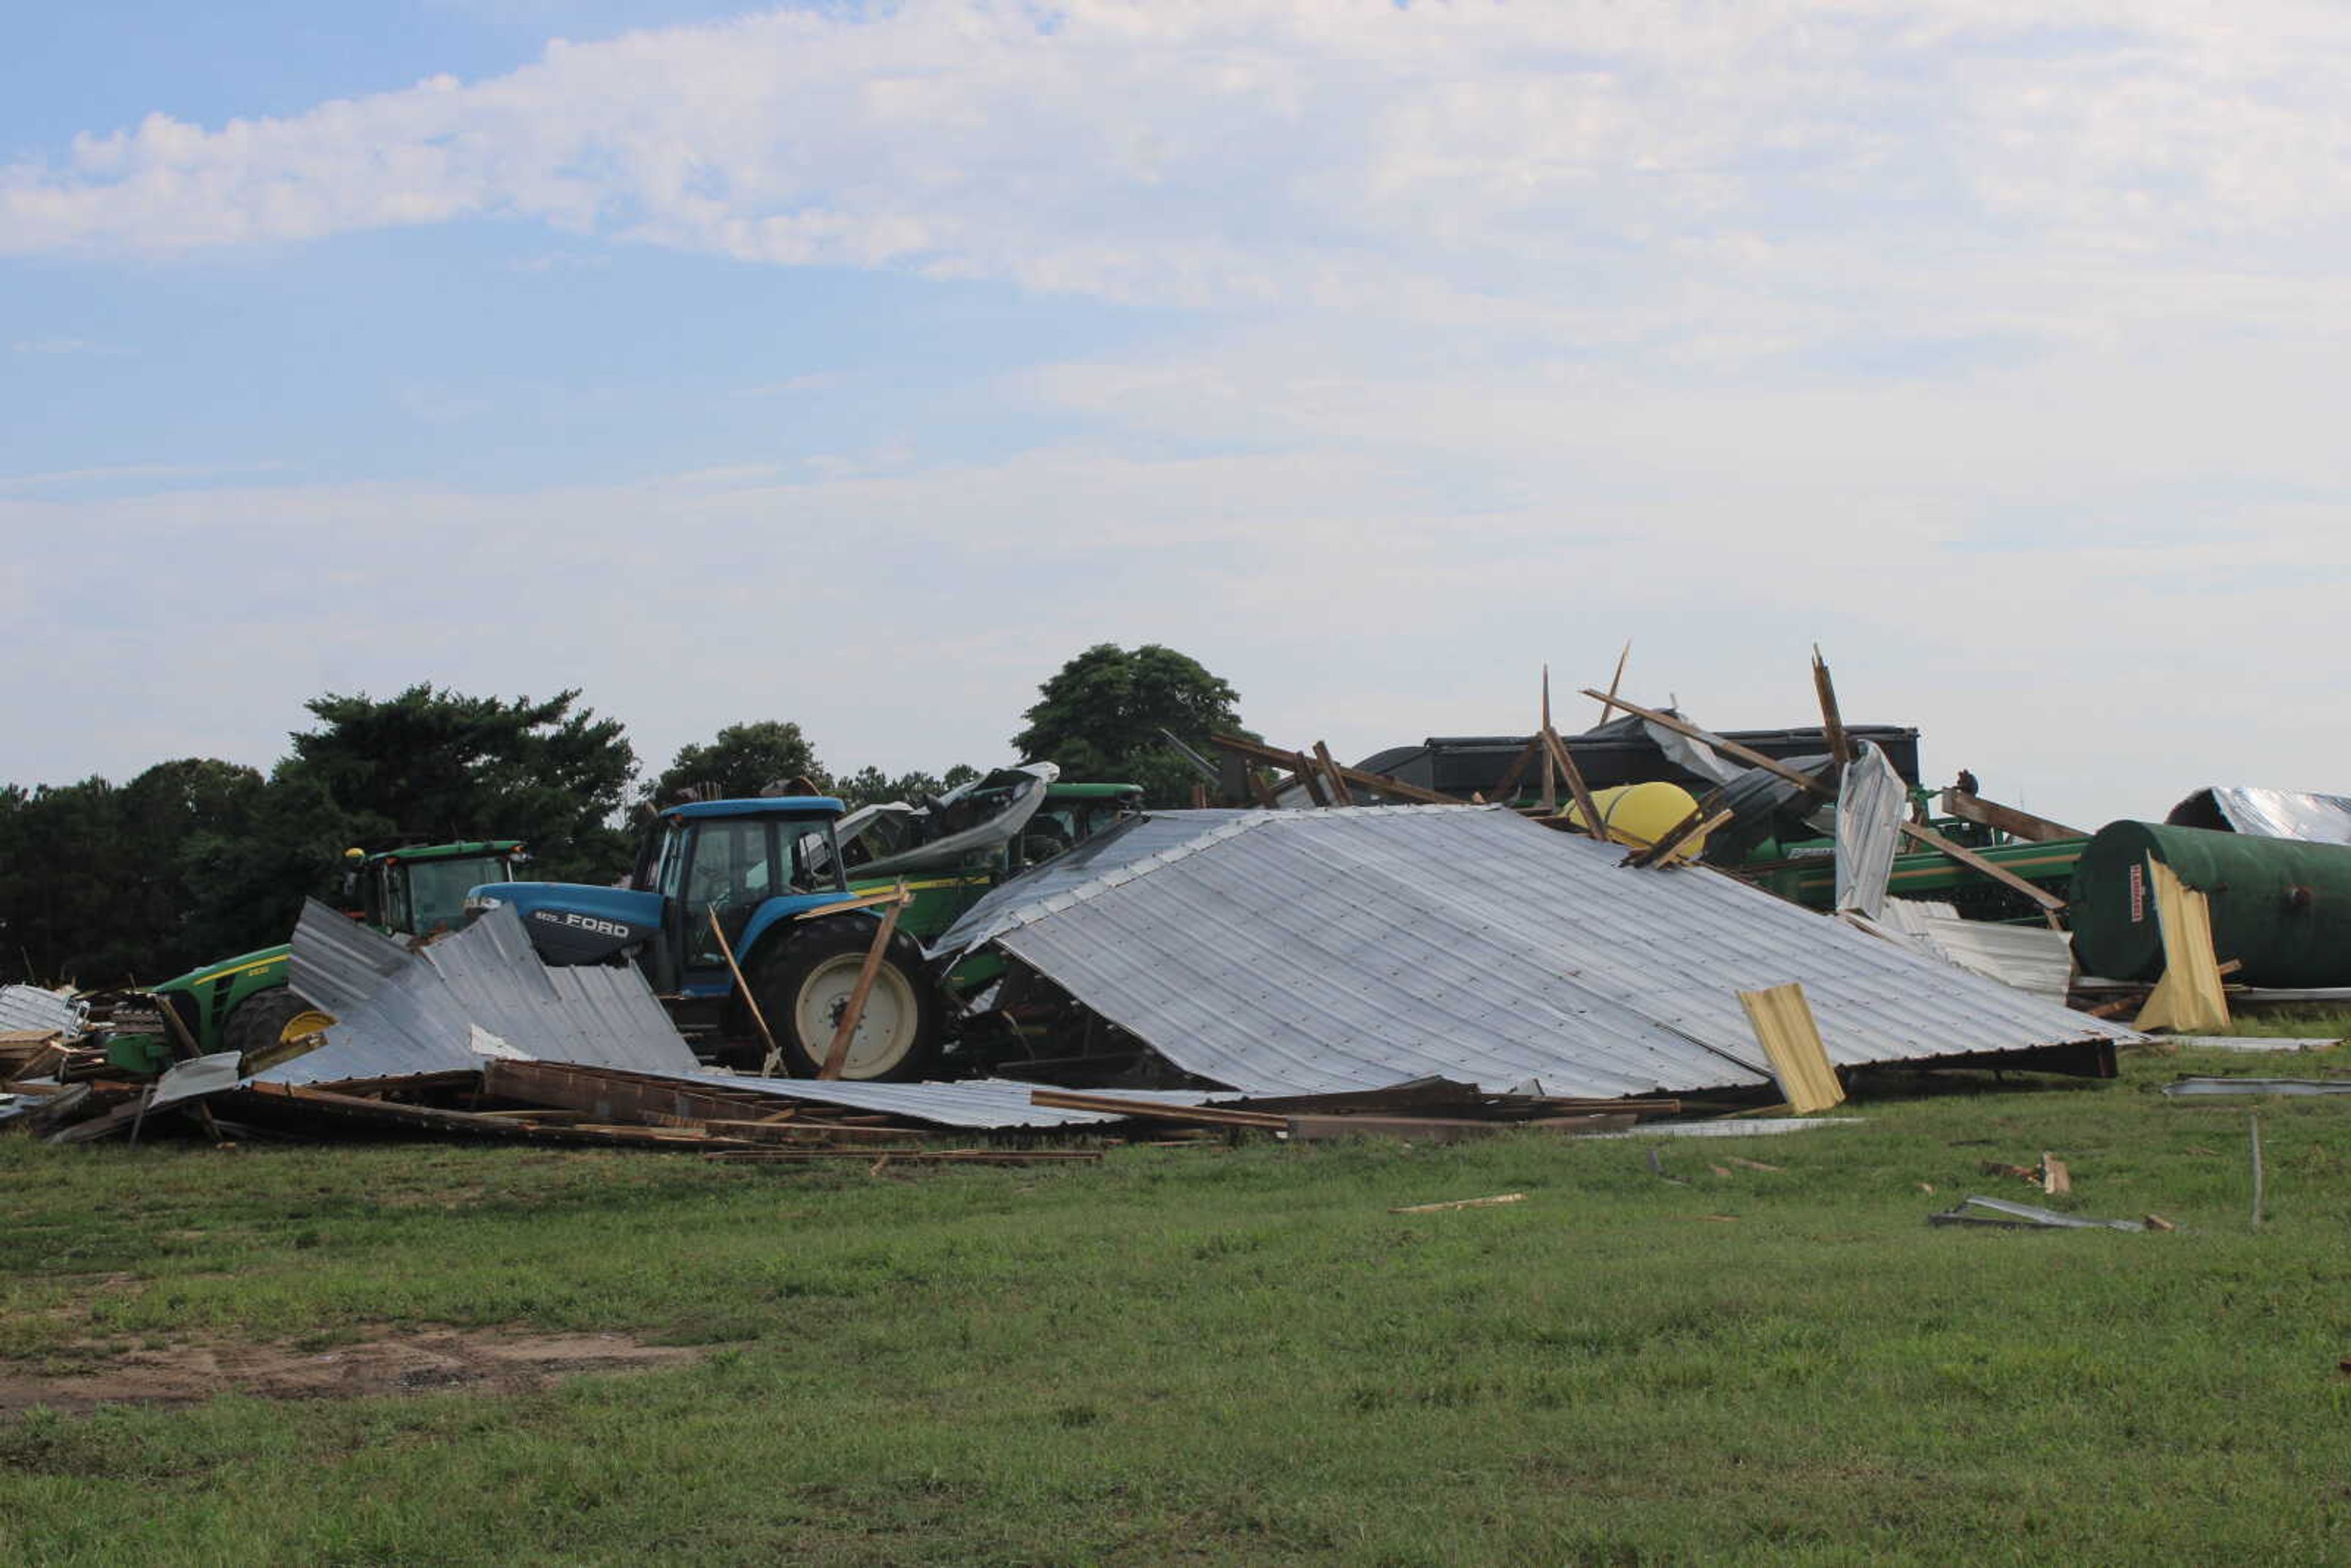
[470, 796, 940, 1081]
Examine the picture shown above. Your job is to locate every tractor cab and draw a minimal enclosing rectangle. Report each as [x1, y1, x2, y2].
[348, 840, 526, 939]
[140, 837, 529, 1068]
[479, 797, 944, 1080]
[482, 798, 853, 993]
[1014, 782, 1145, 871]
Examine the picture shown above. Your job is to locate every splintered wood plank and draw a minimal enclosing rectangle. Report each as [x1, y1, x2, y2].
[1896, 820, 2069, 915]
[1390, 1193, 1528, 1214]
[1811, 646, 1853, 768]
[1583, 692, 1830, 796]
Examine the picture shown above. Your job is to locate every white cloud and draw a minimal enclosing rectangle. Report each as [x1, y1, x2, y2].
[6, 331, 2346, 832]
[9, 1, 2351, 353]
[9, 1, 2351, 830]
[10, 337, 125, 356]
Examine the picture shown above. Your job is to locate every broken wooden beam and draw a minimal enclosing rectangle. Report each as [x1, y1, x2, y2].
[1811, 647, 1853, 768]
[1581, 692, 1832, 797]
[1206, 734, 1460, 806]
[1313, 741, 1357, 807]
[1896, 820, 2069, 915]
[1027, 1089, 1288, 1129]
[1940, 790, 2087, 844]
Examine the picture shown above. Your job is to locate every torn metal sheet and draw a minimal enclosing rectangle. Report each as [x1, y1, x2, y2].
[1847, 899, 2075, 999]
[1589, 1117, 1867, 1139]
[656, 1068, 1216, 1130]
[2161, 1077, 2351, 1097]
[1833, 741, 1905, 920]
[936, 806, 2137, 1100]
[0, 985, 83, 1037]
[266, 899, 696, 1086]
[2167, 786, 2351, 845]
[2159, 1036, 2339, 1053]
[151, 1051, 244, 1110]
[1930, 1195, 2148, 1231]
[831, 763, 1056, 881]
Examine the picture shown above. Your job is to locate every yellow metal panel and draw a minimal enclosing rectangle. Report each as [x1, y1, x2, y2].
[1736, 982, 1846, 1114]
[2134, 859, 2230, 1034]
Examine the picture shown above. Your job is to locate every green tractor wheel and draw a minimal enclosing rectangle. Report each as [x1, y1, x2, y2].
[224, 988, 336, 1074]
[754, 919, 940, 1081]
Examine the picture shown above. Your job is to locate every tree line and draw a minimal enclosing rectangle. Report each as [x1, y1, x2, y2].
[0, 643, 1243, 987]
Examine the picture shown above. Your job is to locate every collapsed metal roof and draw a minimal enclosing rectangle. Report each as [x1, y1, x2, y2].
[269, 899, 697, 1085]
[936, 806, 2135, 1100]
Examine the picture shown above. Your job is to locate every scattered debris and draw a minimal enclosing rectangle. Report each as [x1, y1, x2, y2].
[0, 984, 83, 1037]
[2161, 1078, 2351, 1097]
[1591, 1117, 1865, 1139]
[1928, 1196, 2150, 1232]
[1390, 1193, 1528, 1215]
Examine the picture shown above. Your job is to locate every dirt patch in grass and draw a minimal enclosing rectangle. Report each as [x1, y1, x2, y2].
[0, 1329, 706, 1417]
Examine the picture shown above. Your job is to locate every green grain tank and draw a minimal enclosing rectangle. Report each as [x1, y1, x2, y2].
[2068, 820, 2351, 986]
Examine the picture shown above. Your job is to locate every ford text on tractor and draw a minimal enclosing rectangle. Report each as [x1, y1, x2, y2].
[141, 839, 528, 1070]
[475, 797, 942, 1081]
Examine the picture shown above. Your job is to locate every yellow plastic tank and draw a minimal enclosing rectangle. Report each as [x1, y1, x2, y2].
[1563, 781, 1708, 861]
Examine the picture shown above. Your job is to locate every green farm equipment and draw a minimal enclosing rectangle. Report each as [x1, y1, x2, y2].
[136, 839, 527, 1070]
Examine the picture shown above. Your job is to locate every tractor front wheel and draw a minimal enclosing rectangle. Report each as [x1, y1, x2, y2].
[753, 920, 940, 1081]
[224, 986, 336, 1073]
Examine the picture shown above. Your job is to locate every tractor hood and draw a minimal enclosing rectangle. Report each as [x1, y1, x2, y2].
[468, 880, 662, 966]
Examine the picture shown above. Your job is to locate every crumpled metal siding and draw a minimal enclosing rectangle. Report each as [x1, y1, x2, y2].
[270, 900, 478, 1084]
[424, 903, 697, 1073]
[264, 899, 696, 1086]
[0, 984, 83, 1036]
[2171, 786, 2351, 845]
[1834, 741, 1906, 919]
[962, 806, 2135, 1099]
[1850, 899, 2075, 999]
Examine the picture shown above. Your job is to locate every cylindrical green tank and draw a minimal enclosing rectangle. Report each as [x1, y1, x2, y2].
[2069, 821, 2351, 985]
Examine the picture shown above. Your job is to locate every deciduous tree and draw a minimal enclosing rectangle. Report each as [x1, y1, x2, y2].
[1011, 643, 1244, 806]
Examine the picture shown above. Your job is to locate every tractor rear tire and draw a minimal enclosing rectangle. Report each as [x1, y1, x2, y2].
[224, 986, 334, 1072]
[753, 918, 940, 1081]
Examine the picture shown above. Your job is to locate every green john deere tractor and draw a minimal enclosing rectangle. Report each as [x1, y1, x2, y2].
[137, 839, 528, 1071]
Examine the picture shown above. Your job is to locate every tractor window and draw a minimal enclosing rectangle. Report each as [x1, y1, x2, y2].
[793, 825, 848, 891]
[377, 864, 413, 934]
[406, 857, 506, 937]
[681, 820, 778, 969]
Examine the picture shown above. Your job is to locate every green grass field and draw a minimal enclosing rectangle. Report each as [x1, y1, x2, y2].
[5, 1045, 2350, 1566]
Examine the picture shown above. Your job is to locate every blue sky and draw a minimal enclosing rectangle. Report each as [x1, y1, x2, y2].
[7, 2, 2349, 827]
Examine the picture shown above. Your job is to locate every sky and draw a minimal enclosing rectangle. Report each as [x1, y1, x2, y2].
[5, 1, 2347, 830]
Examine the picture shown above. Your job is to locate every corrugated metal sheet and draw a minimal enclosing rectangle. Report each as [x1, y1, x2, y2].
[1833, 741, 1904, 919]
[1849, 898, 2075, 999]
[2169, 786, 2351, 844]
[265, 899, 696, 1086]
[0, 984, 83, 1036]
[940, 806, 2135, 1100]
[424, 904, 696, 1073]
[271, 900, 477, 1084]
[666, 1071, 1217, 1129]
[286, 899, 411, 1013]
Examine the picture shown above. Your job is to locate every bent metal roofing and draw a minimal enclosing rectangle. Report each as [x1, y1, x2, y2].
[934, 806, 2137, 1100]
